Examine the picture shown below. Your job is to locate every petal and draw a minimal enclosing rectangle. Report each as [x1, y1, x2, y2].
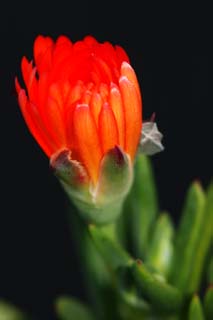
[121, 62, 142, 104]
[115, 45, 130, 65]
[34, 35, 54, 73]
[90, 91, 102, 126]
[84, 35, 98, 47]
[44, 97, 66, 147]
[119, 76, 142, 160]
[18, 89, 55, 156]
[99, 102, 119, 154]
[73, 104, 102, 184]
[109, 84, 125, 149]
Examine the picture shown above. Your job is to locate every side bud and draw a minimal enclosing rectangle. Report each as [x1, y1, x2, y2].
[50, 147, 133, 225]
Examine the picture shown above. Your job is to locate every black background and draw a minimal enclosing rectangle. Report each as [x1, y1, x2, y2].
[0, 1, 212, 319]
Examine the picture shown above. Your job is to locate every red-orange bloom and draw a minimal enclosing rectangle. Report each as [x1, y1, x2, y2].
[16, 35, 142, 184]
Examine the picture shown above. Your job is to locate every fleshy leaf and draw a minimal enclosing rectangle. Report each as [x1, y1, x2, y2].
[204, 286, 213, 320]
[117, 289, 151, 320]
[146, 212, 174, 277]
[188, 295, 205, 320]
[169, 182, 208, 294]
[140, 121, 164, 155]
[55, 296, 95, 320]
[0, 301, 28, 320]
[131, 260, 183, 312]
[89, 224, 133, 271]
[207, 257, 213, 284]
[122, 154, 158, 258]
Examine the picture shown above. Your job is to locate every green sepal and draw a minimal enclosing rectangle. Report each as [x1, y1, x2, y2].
[188, 295, 205, 320]
[122, 154, 158, 259]
[169, 182, 209, 294]
[146, 212, 174, 277]
[0, 300, 28, 320]
[204, 286, 213, 320]
[50, 149, 90, 200]
[131, 260, 183, 312]
[89, 224, 133, 271]
[55, 296, 95, 320]
[94, 146, 133, 205]
[52, 147, 133, 225]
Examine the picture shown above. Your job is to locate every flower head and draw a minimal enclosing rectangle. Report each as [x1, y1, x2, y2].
[16, 35, 142, 184]
[16, 35, 142, 224]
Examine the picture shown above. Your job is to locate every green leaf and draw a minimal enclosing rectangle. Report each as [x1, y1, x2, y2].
[207, 257, 213, 284]
[188, 295, 205, 320]
[55, 296, 95, 320]
[131, 260, 183, 312]
[68, 205, 121, 320]
[204, 286, 213, 320]
[89, 224, 133, 271]
[0, 301, 28, 320]
[117, 290, 151, 320]
[169, 182, 208, 294]
[146, 212, 174, 277]
[123, 154, 158, 259]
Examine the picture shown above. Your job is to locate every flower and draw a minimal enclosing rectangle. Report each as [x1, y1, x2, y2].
[16, 35, 142, 185]
[16, 35, 142, 224]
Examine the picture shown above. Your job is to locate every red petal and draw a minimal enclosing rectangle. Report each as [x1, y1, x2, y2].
[34, 35, 54, 73]
[84, 35, 98, 47]
[18, 89, 56, 156]
[109, 84, 125, 149]
[73, 104, 102, 184]
[99, 102, 119, 154]
[119, 76, 142, 160]
[21, 57, 33, 87]
[115, 45, 130, 65]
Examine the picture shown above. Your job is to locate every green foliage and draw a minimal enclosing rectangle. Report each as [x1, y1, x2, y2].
[122, 154, 158, 259]
[146, 212, 174, 277]
[3, 157, 212, 319]
[188, 295, 205, 320]
[0, 301, 28, 320]
[204, 286, 213, 320]
[55, 296, 95, 320]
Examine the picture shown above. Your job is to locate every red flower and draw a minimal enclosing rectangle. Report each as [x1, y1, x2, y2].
[16, 35, 142, 184]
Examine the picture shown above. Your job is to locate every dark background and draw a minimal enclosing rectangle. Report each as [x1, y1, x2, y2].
[0, 1, 212, 319]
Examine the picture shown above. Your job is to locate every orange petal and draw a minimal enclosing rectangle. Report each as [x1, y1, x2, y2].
[73, 104, 102, 184]
[45, 97, 66, 148]
[99, 102, 119, 154]
[121, 62, 142, 104]
[66, 80, 85, 107]
[109, 84, 125, 149]
[90, 91, 102, 126]
[99, 83, 109, 102]
[119, 76, 142, 160]
[82, 90, 92, 104]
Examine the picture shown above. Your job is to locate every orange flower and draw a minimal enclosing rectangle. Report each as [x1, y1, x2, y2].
[16, 35, 142, 185]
